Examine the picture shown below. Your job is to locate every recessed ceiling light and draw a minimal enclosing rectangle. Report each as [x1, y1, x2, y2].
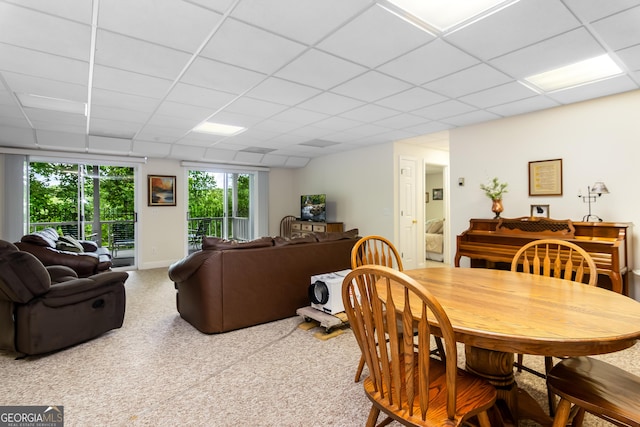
[523, 54, 623, 92]
[380, 0, 518, 33]
[17, 93, 87, 116]
[192, 121, 246, 136]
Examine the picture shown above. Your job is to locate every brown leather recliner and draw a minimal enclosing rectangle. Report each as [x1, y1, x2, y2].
[0, 240, 127, 356]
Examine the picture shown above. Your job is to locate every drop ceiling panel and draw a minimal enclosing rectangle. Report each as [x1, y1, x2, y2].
[90, 105, 149, 124]
[200, 18, 307, 74]
[441, 110, 502, 127]
[275, 49, 367, 90]
[4, 0, 91, 23]
[98, 0, 222, 52]
[617, 45, 640, 71]
[165, 83, 236, 110]
[340, 104, 399, 122]
[95, 30, 191, 80]
[0, 45, 88, 85]
[93, 66, 173, 99]
[487, 95, 560, 117]
[88, 135, 132, 154]
[136, 125, 189, 143]
[563, 0, 640, 23]
[459, 81, 537, 109]
[268, 108, 329, 126]
[35, 130, 86, 150]
[91, 89, 159, 114]
[297, 93, 365, 115]
[412, 100, 477, 120]
[378, 39, 479, 85]
[489, 28, 606, 78]
[445, 1, 581, 60]
[2, 73, 87, 103]
[424, 64, 512, 98]
[590, 5, 640, 50]
[230, 0, 373, 45]
[317, 4, 434, 68]
[0, 3, 90, 61]
[331, 71, 412, 102]
[131, 140, 171, 157]
[180, 56, 266, 94]
[0, 127, 36, 147]
[202, 147, 239, 162]
[547, 75, 638, 104]
[224, 97, 289, 119]
[89, 119, 140, 139]
[246, 77, 322, 105]
[375, 88, 448, 112]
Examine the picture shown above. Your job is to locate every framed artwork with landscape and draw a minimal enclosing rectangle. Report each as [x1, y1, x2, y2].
[148, 175, 176, 206]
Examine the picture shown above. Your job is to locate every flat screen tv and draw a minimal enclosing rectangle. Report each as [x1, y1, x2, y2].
[300, 194, 326, 222]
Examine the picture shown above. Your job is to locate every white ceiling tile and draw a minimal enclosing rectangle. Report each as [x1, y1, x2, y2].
[489, 28, 605, 78]
[166, 83, 237, 110]
[4, 0, 92, 23]
[25, 109, 85, 127]
[0, 126, 36, 147]
[268, 108, 329, 126]
[98, 0, 222, 52]
[617, 45, 640, 71]
[207, 110, 265, 127]
[275, 49, 367, 90]
[287, 126, 334, 139]
[260, 153, 289, 166]
[487, 96, 561, 117]
[340, 123, 391, 138]
[378, 39, 479, 84]
[93, 66, 173, 100]
[547, 75, 638, 104]
[29, 120, 85, 134]
[404, 121, 453, 136]
[36, 130, 86, 150]
[169, 144, 206, 160]
[317, 4, 434, 68]
[0, 44, 88, 85]
[284, 157, 310, 168]
[246, 77, 322, 105]
[91, 89, 159, 113]
[424, 64, 512, 98]
[250, 119, 301, 133]
[459, 81, 537, 109]
[375, 88, 448, 112]
[231, 0, 373, 45]
[375, 113, 429, 130]
[341, 104, 399, 122]
[2, 72, 87, 103]
[312, 116, 363, 131]
[88, 135, 132, 154]
[130, 140, 171, 157]
[0, 3, 90, 61]
[155, 101, 216, 121]
[297, 93, 365, 115]
[445, 0, 580, 60]
[234, 151, 264, 163]
[145, 114, 200, 131]
[203, 147, 240, 162]
[0, 104, 24, 119]
[181, 56, 266, 94]
[563, 0, 640, 23]
[0, 116, 31, 128]
[186, 0, 237, 13]
[200, 18, 307, 74]
[441, 110, 502, 127]
[136, 125, 187, 143]
[90, 105, 149, 124]
[95, 30, 192, 80]
[89, 119, 140, 139]
[331, 71, 412, 102]
[412, 100, 477, 120]
[591, 5, 640, 50]
[224, 97, 289, 119]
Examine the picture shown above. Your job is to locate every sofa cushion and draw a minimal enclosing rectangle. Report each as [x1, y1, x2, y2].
[202, 236, 274, 250]
[273, 235, 318, 246]
[314, 228, 359, 242]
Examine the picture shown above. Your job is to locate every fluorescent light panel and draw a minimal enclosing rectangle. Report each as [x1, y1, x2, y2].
[524, 54, 623, 92]
[192, 121, 246, 136]
[383, 0, 516, 32]
[17, 93, 87, 116]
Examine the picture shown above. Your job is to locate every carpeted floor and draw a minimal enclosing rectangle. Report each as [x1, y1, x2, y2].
[1, 267, 637, 426]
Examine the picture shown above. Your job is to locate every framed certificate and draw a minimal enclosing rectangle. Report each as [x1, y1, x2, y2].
[528, 159, 562, 196]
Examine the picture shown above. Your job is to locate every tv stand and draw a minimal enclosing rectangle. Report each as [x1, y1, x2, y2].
[291, 220, 343, 238]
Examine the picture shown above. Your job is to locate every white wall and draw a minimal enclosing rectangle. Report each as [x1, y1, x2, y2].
[426, 172, 444, 220]
[268, 167, 297, 236]
[293, 143, 395, 238]
[449, 89, 640, 297]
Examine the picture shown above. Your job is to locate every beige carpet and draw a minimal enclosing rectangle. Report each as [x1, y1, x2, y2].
[1, 267, 638, 426]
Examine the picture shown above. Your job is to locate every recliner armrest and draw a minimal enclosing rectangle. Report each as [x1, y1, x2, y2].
[44, 271, 128, 307]
[46, 265, 78, 282]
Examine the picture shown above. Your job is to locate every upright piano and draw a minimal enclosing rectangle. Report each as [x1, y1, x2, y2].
[455, 217, 630, 295]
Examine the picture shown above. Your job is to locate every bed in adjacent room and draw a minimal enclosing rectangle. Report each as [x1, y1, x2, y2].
[425, 218, 444, 262]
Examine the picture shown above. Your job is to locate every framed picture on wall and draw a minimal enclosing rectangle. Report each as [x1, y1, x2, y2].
[529, 158, 563, 196]
[148, 175, 176, 206]
[425, 192, 429, 203]
[433, 188, 443, 200]
[530, 204, 550, 218]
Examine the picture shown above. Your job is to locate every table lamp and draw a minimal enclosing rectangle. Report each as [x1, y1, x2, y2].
[579, 182, 609, 222]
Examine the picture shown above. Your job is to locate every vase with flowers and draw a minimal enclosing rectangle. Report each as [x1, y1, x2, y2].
[480, 177, 508, 219]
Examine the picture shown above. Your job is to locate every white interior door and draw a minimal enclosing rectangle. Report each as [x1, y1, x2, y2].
[399, 156, 419, 269]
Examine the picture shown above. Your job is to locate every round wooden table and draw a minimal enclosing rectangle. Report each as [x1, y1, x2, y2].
[396, 267, 640, 426]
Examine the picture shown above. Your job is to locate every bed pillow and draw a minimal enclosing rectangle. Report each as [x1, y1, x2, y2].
[426, 219, 444, 234]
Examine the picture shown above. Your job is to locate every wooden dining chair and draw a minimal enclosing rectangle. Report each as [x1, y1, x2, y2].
[547, 356, 640, 427]
[279, 215, 296, 238]
[342, 265, 496, 427]
[350, 235, 445, 382]
[511, 238, 598, 415]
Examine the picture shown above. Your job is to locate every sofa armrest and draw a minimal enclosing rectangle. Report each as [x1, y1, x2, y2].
[168, 251, 218, 283]
[45, 271, 128, 307]
[46, 265, 78, 282]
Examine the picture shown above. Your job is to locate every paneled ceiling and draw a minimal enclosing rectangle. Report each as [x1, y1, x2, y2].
[0, 0, 639, 168]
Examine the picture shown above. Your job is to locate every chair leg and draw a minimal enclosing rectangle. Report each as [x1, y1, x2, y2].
[544, 356, 557, 416]
[434, 336, 445, 360]
[476, 410, 491, 427]
[366, 405, 380, 427]
[551, 398, 572, 427]
[571, 408, 585, 427]
[355, 354, 365, 382]
[516, 353, 523, 372]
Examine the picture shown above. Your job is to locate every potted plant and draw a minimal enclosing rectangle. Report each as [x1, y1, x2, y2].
[480, 177, 508, 218]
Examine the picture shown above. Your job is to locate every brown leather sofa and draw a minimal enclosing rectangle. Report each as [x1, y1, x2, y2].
[15, 228, 112, 277]
[0, 240, 127, 356]
[168, 231, 359, 333]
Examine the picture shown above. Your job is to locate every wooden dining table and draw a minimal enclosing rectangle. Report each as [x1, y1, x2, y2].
[382, 267, 640, 426]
